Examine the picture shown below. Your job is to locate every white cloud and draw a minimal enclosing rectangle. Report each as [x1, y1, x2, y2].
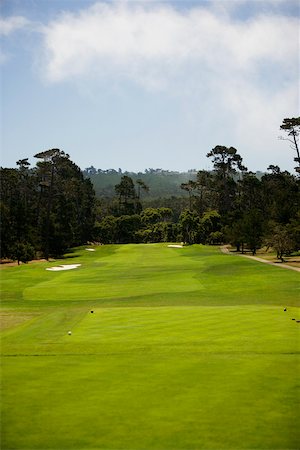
[0, 1, 295, 172]
[0, 16, 30, 36]
[39, 1, 299, 88]
[0, 15, 32, 65]
[35, 1, 299, 171]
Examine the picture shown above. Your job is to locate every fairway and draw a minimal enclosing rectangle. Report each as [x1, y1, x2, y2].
[1, 244, 299, 449]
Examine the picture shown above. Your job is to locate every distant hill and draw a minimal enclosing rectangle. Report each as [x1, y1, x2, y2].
[82, 167, 266, 199]
[82, 168, 198, 199]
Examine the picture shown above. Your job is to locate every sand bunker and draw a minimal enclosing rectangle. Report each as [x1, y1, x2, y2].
[168, 244, 183, 248]
[85, 248, 95, 252]
[46, 264, 81, 272]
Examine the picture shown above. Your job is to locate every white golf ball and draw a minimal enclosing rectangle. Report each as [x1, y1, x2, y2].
[68, 331, 72, 335]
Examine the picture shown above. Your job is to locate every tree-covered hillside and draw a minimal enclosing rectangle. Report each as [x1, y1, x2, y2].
[82, 167, 267, 200]
[82, 168, 198, 199]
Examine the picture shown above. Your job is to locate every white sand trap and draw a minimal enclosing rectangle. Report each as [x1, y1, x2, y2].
[168, 244, 183, 248]
[85, 248, 95, 252]
[46, 264, 81, 271]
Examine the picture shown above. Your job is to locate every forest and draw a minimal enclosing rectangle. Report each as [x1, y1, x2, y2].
[82, 167, 266, 200]
[1, 117, 299, 263]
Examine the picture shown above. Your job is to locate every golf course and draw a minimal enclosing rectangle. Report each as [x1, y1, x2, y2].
[1, 243, 299, 449]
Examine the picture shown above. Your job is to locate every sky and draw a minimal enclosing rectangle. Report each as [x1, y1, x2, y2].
[1, 0, 299, 173]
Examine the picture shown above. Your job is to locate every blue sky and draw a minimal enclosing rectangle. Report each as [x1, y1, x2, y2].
[1, 0, 299, 172]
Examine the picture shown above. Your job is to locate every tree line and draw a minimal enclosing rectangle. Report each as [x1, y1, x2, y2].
[1, 117, 299, 263]
[1, 149, 95, 263]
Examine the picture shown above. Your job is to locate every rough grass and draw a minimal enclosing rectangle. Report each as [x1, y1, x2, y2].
[1, 244, 299, 449]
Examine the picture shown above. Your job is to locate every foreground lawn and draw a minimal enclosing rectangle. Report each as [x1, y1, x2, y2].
[1, 244, 299, 449]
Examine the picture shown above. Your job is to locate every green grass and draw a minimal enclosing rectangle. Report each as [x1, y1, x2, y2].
[1, 244, 299, 449]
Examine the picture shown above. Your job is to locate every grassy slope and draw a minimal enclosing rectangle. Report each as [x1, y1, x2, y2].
[1, 244, 299, 449]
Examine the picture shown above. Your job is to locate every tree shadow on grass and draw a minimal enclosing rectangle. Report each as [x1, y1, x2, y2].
[61, 254, 81, 260]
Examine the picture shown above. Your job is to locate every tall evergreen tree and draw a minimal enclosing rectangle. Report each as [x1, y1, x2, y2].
[35, 150, 95, 257]
[206, 145, 247, 217]
[0, 150, 96, 261]
[279, 117, 300, 172]
[115, 175, 138, 215]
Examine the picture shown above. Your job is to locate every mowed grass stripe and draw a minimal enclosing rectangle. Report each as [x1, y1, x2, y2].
[2, 306, 299, 356]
